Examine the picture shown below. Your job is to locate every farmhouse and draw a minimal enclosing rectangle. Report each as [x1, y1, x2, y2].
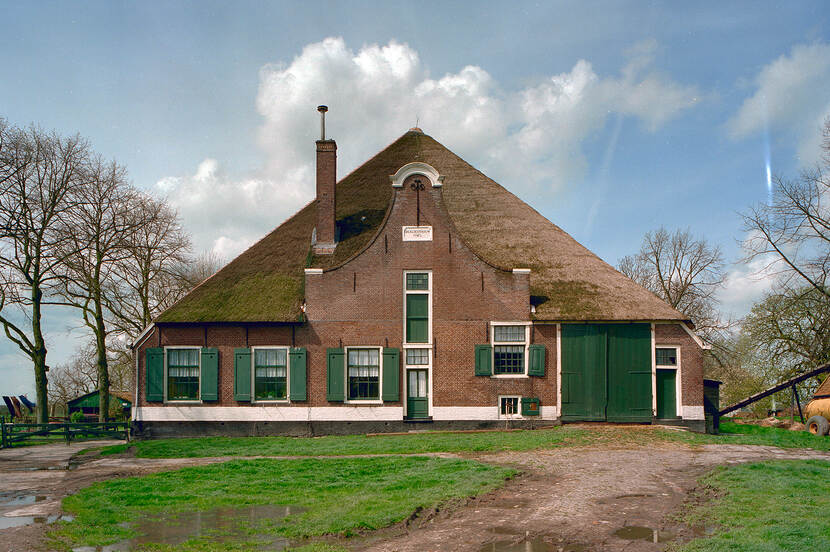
[132, 109, 708, 436]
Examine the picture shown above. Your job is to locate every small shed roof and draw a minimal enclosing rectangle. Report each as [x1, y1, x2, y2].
[68, 390, 132, 408]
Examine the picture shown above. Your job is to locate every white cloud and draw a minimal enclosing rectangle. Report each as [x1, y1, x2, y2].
[719, 255, 780, 318]
[728, 42, 830, 165]
[159, 37, 699, 260]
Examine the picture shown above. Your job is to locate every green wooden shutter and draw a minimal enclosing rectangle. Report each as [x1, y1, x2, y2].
[289, 347, 307, 401]
[382, 348, 400, 401]
[521, 397, 540, 416]
[200, 348, 219, 401]
[406, 294, 429, 343]
[145, 348, 164, 402]
[234, 348, 251, 401]
[475, 344, 492, 376]
[606, 324, 652, 422]
[326, 348, 345, 402]
[528, 344, 546, 376]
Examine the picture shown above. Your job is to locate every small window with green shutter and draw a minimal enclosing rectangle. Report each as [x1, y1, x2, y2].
[253, 348, 287, 401]
[492, 324, 529, 375]
[404, 271, 431, 344]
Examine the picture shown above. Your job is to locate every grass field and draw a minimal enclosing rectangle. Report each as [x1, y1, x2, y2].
[50, 456, 514, 551]
[676, 459, 830, 552]
[98, 421, 830, 458]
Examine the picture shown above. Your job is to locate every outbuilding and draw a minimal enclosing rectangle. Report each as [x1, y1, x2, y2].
[132, 112, 707, 436]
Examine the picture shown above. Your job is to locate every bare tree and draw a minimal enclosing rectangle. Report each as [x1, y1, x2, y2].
[742, 117, 830, 300]
[618, 227, 726, 337]
[55, 157, 141, 420]
[0, 122, 88, 422]
[107, 193, 191, 338]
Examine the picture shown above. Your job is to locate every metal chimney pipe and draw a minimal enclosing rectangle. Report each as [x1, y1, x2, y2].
[317, 105, 328, 140]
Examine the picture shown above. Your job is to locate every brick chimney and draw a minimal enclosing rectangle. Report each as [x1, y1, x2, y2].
[314, 105, 337, 255]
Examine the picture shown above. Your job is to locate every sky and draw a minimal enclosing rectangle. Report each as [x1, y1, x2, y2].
[1, 1, 829, 398]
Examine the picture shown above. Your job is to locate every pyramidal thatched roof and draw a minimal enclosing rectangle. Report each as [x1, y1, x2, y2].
[157, 130, 687, 323]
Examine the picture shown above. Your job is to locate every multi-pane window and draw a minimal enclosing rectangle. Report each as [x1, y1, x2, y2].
[254, 349, 287, 401]
[405, 272, 430, 344]
[500, 396, 520, 417]
[348, 348, 380, 400]
[408, 370, 428, 398]
[656, 347, 678, 367]
[167, 349, 199, 400]
[405, 348, 430, 365]
[493, 325, 527, 375]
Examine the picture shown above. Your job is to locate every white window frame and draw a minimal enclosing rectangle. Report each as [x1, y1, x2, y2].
[250, 346, 291, 404]
[163, 346, 202, 403]
[490, 321, 531, 378]
[344, 345, 384, 404]
[499, 395, 523, 419]
[403, 270, 432, 346]
[655, 344, 683, 418]
[403, 346, 433, 418]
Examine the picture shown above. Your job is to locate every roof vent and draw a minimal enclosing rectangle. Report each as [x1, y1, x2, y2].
[317, 105, 328, 140]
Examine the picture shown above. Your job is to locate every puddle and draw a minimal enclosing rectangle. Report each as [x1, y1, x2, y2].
[613, 525, 675, 543]
[479, 537, 585, 552]
[0, 494, 48, 507]
[0, 513, 69, 530]
[71, 504, 305, 551]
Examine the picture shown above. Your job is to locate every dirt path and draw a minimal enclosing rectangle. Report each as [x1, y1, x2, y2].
[2, 438, 830, 551]
[357, 443, 830, 552]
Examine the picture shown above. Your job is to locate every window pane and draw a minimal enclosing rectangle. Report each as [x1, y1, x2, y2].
[406, 273, 429, 290]
[656, 348, 677, 366]
[406, 348, 429, 365]
[494, 345, 524, 374]
[500, 397, 519, 415]
[494, 326, 525, 342]
[347, 348, 380, 400]
[167, 349, 199, 400]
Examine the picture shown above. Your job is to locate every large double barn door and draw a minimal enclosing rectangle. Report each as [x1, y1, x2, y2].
[561, 324, 652, 422]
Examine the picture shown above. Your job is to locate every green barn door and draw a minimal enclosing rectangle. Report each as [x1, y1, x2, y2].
[561, 324, 607, 421]
[607, 324, 653, 422]
[656, 369, 677, 419]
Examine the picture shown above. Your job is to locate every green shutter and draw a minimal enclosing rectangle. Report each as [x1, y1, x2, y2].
[406, 294, 429, 343]
[145, 348, 164, 402]
[326, 348, 345, 402]
[200, 348, 219, 401]
[475, 344, 492, 376]
[521, 397, 540, 416]
[289, 347, 307, 401]
[528, 344, 545, 376]
[382, 348, 400, 401]
[234, 348, 251, 401]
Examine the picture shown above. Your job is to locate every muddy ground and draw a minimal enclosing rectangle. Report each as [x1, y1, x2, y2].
[2, 430, 830, 552]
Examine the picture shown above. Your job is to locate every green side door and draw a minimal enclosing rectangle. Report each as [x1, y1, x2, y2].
[406, 369, 429, 418]
[606, 324, 653, 422]
[656, 369, 678, 419]
[561, 324, 607, 421]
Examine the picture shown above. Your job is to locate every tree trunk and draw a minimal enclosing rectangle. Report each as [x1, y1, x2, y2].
[31, 285, 49, 424]
[95, 305, 110, 422]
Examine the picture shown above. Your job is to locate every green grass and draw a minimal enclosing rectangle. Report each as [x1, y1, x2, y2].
[97, 422, 830, 459]
[50, 456, 514, 551]
[676, 459, 830, 552]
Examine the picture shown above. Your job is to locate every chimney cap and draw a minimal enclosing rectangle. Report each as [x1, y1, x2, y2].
[317, 105, 328, 113]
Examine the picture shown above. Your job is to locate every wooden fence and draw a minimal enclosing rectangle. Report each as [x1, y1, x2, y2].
[0, 417, 130, 448]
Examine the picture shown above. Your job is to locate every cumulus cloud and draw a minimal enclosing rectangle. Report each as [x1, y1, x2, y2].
[159, 37, 699, 259]
[728, 42, 830, 164]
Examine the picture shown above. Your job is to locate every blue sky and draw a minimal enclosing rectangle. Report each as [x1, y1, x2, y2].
[1, 1, 829, 397]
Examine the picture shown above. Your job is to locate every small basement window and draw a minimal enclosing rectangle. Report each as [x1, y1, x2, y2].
[254, 348, 287, 401]
[167, 348, 199, 400]
[348, 348, 380, 400]
[656, 347, 678, 367]
[500, 396, 520, 418]
[492, 324, 529, 375]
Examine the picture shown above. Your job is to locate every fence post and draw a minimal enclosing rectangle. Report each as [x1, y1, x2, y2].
[64, 423, 70, 445]
[1, 417, 6, 449]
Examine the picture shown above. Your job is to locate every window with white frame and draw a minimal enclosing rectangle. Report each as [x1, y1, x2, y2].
[656, 347, 678, 367]
[347, 348, 380, 400]
[254, 348, 287, 401]
[167, 348, 199, 400]
[499, 396, 520, 418]
[492, 324, 529, 375]
[404, 272, 431, 344]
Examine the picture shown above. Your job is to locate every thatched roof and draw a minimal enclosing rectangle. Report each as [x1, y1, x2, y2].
[157, 130, 687, 323]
